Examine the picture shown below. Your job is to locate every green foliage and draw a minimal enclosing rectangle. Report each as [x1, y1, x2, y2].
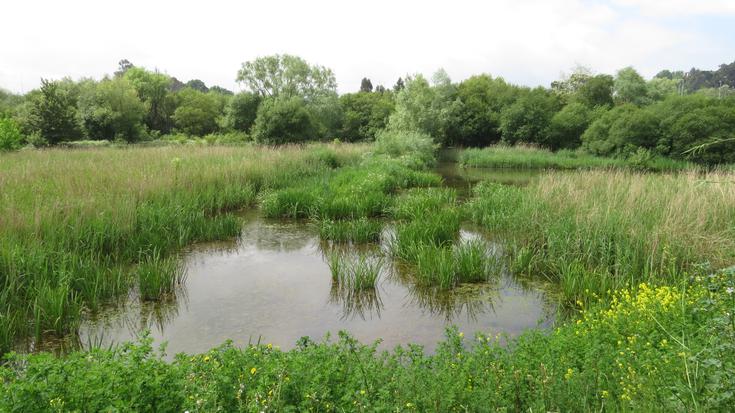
[124, 67, 173, 133]
[547, 102, 597, 150]
[614, 66, 649, 105]
[576, 74, 614, 108]
[443, 74, 518, 146]
[338, 91, 394, 141]
[252, 97, 317, 144]
[222, 92, 261, 132]
[499, 87, 561, 146]
[78, 77, 147, 141]
[0, 117, 24, 151]
[27, 79, 83, 144]
[386, 74, 452, 140]
[236, 54, 337, 101]
[373, 129, 437, 169]
[172, 88, 225, 136]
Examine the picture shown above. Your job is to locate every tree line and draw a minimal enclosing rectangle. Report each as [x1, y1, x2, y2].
[1, 55, 734, 163]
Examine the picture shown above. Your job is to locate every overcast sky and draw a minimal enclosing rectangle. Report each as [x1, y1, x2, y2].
[1, 0, 734, 94]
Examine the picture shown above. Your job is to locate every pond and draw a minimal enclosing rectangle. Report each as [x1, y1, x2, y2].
[34, 163, 555, 356]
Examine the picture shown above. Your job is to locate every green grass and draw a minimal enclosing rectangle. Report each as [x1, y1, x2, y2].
[318, 218, 383, 243]
[390, 187, 457, 220]
[325, 249, 383, 291]
[465, 169, 735, 305]
[459, 144, 692, 171]
[0, 143, 368, 354]
[390, 208, 461, 260]
[136, 253, 186, 301]
[411, 240, 498, 289]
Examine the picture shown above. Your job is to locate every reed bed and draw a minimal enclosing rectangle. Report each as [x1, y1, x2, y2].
[459, 145, 691, 171]
[466, 169, 735, 303]
[0, 143, 368, 354]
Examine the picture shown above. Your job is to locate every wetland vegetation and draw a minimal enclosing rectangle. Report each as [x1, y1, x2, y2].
[1, 55, 735, 411]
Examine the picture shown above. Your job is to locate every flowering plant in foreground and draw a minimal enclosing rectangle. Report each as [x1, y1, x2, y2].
[1, 271, 733, 412]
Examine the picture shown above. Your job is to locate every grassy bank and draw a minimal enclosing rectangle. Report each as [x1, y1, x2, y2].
[459, 145, 693, 171]
[0, 144, 368, 354]
[1, 272, 732, 411]
[465, 169, 735, 304]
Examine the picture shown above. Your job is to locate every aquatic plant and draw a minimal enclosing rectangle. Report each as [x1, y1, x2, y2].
[318, 218, 383, 243]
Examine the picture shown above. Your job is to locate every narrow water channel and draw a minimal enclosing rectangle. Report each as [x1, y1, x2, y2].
[38, 163, 555, 356]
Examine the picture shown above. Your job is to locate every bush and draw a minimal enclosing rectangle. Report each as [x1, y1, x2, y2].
[0, 117, 24, 151]
[373, 129, 437, 169]
[252, 97, 318, 144]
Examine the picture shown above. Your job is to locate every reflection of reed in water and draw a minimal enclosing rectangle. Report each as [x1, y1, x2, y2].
[320, 242, 385, 320]
[328, 281, 384, 321]
[390, 262, 498, 322]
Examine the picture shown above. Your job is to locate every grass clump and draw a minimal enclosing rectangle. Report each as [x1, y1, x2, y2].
[460, 144, 692, 172]
[390, 187, 457, 220]
[412, 240, 497, 289]
[319, 218, 383, 243]
[136, 253, 186, 301]
[390, 209, 461, 260]
[326, 249, 383, 291]
[260, 186, 322, 219]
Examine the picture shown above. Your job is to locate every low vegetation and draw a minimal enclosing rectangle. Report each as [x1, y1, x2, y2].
[465, 169, 735, 305]
[459, 144, 692, 171]
[1, 272, 732, 411]
[0, 143, 368, 355]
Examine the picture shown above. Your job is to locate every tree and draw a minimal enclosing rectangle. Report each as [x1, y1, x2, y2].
[209, 86, 234, 95]
[0, 88, 22, 117]
[222, 92, 261, 132]
[171, 88, 224, 136]
[582, 104, 660, 156]
[547, 102, 598, 150]
[251, 97, 317, 144]
[499, 87, 561, 146]
[78, 77, 147, 141]
[27, 79, 83, 144]
[551, 65, 593, 98]
[647, 78, 679, 101]
[236, 54, 337, 101]
[442, 74, 518, 146]
[124, 67, 173, 133]
[386, 75, 438, 136]
[577, 74, 614, 107]
[0, 117, 24, 151]
[185, 79, 209, 93]
[393, 77, 405, 92]
[359, 78, 373, 93]
[114, 59, 134, 77]
[339, 91, 394, 141]
[614, 67, 648, 105]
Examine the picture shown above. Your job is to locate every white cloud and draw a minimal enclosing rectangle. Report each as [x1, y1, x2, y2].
[0, 0, 732, 94]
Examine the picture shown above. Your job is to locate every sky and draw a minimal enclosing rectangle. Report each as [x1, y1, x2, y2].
[1, 0, 734, 94]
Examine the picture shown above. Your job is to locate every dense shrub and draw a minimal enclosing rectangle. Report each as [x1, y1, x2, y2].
[0, 117, 24, 151]
[252, 97, 318, 144]
[499, 87, 561, 146]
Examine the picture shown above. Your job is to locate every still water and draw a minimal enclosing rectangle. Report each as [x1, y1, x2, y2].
[46, 164, 555, 356]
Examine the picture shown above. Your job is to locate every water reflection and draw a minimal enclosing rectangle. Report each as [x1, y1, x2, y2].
[29, 164, 557, 356]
